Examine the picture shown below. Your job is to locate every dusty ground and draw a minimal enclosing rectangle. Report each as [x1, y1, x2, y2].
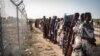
[24, 27, 63, 56]
[24, 27, 100, 56]
[95, 28, 100, 45]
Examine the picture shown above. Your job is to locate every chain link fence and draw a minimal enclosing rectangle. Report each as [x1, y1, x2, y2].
[0, 0, 28, 56]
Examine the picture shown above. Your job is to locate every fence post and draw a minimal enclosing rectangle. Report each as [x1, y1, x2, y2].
[16, 6, 21, 56]
[16, 2, 23, 56]
[10, 0, 23, 56]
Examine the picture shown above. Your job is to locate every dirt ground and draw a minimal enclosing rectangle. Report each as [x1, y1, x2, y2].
[24, 26, 100, 56]
[24, 27, 64, 56]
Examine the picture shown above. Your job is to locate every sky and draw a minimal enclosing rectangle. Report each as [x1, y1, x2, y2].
[23, 0, 100, 19]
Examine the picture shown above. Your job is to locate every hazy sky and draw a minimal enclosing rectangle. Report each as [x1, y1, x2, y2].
[23, 0, 100, 19]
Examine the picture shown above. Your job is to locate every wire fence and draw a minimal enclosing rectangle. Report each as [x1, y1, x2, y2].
[0, 0, 28, 56]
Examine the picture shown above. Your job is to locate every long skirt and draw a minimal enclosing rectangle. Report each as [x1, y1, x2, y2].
[71, 38, 94, 56]
[71, 36, 83, 56]
[81, 39, 94, 56]
[57, 31, 64, 47]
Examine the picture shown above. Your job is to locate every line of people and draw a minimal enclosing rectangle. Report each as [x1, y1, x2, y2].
[42, 16, 61, 44]
[34, 12, 96, 56]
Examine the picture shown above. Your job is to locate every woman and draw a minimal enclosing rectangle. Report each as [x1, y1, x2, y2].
[81, 12, 96, 56]
[71, 13, 85, 56]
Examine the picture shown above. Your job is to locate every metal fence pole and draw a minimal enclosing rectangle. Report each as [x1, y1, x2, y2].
[16, 6, 21, 56]
[17, 2, 23, 56]
[10, 0, 23, 56]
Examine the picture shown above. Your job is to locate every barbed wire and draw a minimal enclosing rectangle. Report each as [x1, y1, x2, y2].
[10, 0, 23, 5]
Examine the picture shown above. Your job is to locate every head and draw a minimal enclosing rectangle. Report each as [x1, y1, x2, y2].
[43, 16, 46, 21]
[80, 13, 85, 22]
[58, 18, 60, 21]
[85, 12, 92, 22]
[61, 18, 64, 21]
[74, 13, 79, 20]
[49, 17, 51, 19]
[53, 16, 57, 20]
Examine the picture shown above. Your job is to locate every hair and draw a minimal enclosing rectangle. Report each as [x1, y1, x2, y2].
[43, 16, 46, 19]
[53, 16, 57, 20]
[75, 13, 79, 18]
[80, 13, 85, 22]
[43, 16, 46, 21]
[49, 17, 51, 19]
[85, 12, 92, 22]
